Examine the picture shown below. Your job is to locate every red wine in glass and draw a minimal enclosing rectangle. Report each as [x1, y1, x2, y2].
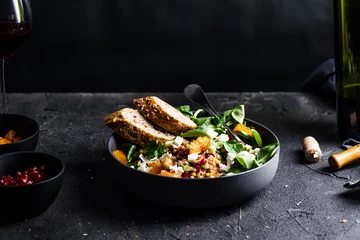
[0, 21, 32, 60]
[0, 0, 32, 113]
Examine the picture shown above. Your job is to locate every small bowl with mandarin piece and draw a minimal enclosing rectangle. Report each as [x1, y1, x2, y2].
[0, 114, 39, 155]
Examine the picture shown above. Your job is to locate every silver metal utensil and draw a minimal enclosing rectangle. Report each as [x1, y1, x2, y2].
[183, 84, 244, 143]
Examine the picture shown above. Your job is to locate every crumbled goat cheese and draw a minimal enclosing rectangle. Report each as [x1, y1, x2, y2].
[238, 151, 256, 162]
[244, 144, 252, 151]
[250, 148, 260, 155]
[226, 152, 237, 166]
[220, 163, 230, 172]
[139, 154, 147, 162]
[173, 136, 184, 148]
[188, 153, 199, 162]
[159, 153, 172, 160]
[138, 161, 149, 172]
[218, 134, 229, 142]
[206, 129, 218, 139]
[225, 172, 235, 176]
[139, 154, 158, 162]
[169, 165, 184, 175]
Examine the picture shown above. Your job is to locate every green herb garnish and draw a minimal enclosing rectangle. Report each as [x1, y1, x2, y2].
[142, 140, 166, 159]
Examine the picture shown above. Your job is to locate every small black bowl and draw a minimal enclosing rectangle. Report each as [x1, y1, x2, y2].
[0, 151, 65, 219]
[0, 114, 39, 155]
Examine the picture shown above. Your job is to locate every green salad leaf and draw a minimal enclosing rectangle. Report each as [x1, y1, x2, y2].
[223, 141, 244, 153]
[223, 104, 245, 126]
[251, 129, 263, 148]
[176, 105, 193, 118]
[181, 129, 210, 138]
[235, 156, 254, 169]
[120, 143, 138, 162]
[142, 140, 166, 159]
[126, 145, 137, 162]
[227, 165, 243, 174]
[256, 142, 280, 164]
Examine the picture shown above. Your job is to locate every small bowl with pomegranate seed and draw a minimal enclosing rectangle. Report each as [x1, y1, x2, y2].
[0, 151, 65, 219]
[0, 114, 39, 155]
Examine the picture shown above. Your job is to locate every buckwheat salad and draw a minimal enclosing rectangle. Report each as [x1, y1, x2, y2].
[112, 104, 279, 179]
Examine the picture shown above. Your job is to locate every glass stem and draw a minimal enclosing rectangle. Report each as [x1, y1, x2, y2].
[0, 60, 7, 114]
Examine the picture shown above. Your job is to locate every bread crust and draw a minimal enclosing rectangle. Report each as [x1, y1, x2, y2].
[133, 96, 197, 135]
[104, 108, 175, 146]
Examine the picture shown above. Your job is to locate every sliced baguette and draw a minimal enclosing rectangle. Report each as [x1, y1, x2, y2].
[104, 108, 175, 146]
[133, 96, 197, 135]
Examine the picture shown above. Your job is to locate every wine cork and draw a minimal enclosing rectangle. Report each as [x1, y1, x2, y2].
[328, 144, 360, 170]
[302, 136, 322, 162]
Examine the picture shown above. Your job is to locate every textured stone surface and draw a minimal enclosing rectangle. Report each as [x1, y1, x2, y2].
[0, 92, 358, 240]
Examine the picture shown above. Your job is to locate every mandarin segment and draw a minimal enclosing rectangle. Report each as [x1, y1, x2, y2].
[189, 136, 211, 154]
[113, 150, 128, 165]
[0, 137, 11, 145]
[233, 124, 253, 136]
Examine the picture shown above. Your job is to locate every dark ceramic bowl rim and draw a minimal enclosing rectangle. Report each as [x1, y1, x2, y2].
[107, 117, 280, 181]
[0, 151, 65, 188]
[0, 113, 40, 146]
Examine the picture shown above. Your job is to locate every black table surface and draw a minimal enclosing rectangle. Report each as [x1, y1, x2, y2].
[0, 92, 358, 240]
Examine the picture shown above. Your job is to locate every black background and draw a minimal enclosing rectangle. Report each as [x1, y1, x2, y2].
[6, 0, 334, 92]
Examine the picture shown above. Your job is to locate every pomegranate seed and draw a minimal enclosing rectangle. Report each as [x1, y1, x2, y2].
[0, 165, 47, 187]
[200, 158, 207, 165]
[195, 166, 201, 172]
[27, 167, 37, 172]
[205, 153, 213, 158]
[36, 174, 42, 181]
[182, 172, 189, 178]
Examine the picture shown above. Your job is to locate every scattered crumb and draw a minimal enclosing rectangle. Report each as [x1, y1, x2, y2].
[296, 201, 302, 206]
[88, 169, 91, 172]
[285, 185, 288, 188]
[342, 219, 348, 223]
[83, 233, 88, 236]
[90, 177, 94, 180]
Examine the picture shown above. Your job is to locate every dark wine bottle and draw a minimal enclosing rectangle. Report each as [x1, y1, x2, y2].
[334, 0, 360, 140]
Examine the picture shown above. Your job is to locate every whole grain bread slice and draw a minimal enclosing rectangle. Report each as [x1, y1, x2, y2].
[104, 108, 175, 146]
[133, 96, 197, 135]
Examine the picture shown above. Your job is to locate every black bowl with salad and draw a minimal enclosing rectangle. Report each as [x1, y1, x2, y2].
[106, 99, 280, 209]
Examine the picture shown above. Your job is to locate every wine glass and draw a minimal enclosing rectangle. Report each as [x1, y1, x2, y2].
[0, 0, 32, 113]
